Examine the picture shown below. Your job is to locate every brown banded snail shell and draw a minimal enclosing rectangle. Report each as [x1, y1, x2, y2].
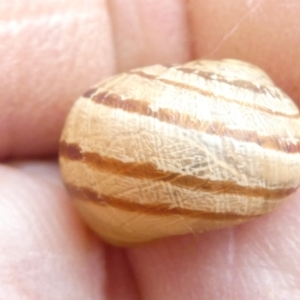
[59, 59, 300, 246]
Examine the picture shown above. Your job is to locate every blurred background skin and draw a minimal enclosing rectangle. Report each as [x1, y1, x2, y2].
[0, 0, 300, 299]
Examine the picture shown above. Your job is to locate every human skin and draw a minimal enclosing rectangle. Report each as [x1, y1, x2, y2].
[0, 0, 300, 299]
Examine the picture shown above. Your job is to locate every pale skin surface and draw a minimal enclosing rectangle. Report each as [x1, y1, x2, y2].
[0, 0, 300, 299]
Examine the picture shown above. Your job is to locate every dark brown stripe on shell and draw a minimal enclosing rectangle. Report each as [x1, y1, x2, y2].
[65, 183, 255, 220]
[129, 69, 300, 119]
[176, 67, 283, 99]
[89, 91, 300, 153]
[60, 141, 297, 200]
[83, 87, 98, 98]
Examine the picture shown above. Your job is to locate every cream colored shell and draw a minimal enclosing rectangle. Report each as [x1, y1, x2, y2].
[59, 59, 300, 246]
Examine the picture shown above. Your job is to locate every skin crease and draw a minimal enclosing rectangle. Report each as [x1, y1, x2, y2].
[0, 0, 300, 299]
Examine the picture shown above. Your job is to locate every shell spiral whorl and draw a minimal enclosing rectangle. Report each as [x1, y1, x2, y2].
[59, 59, 300, 246]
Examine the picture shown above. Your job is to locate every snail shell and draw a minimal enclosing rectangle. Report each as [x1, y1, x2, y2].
[59, 59, 300, 246]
